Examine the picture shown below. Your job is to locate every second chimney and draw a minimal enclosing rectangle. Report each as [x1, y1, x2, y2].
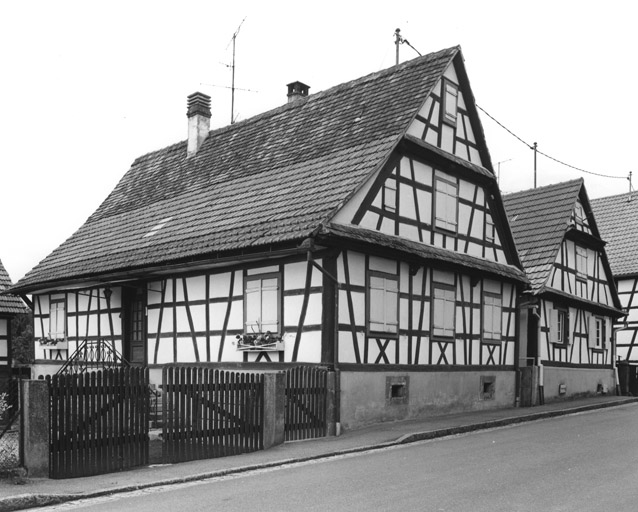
[287, 81, 310, 103]
[187, 92, 211, 157]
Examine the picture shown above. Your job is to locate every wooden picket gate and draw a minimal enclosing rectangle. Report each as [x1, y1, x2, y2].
[161, 367, 264, 463]
[284, 367, 328, 441]
[48, 367, 149, 479]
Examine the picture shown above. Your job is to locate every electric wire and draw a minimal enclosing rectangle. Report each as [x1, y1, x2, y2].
[396, 33, 634, 189]
[476, 104, 629, 181]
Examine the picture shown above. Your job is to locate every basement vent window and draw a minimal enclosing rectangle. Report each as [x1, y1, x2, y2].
[386, 376, 409, 405]
[144, 217, 173, 238]
[480, 375, 495, 400]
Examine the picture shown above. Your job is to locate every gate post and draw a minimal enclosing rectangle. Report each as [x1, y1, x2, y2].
[326, 370, 337, 436]
[263, 372, 285, 450]
[20, 380, 49, 478]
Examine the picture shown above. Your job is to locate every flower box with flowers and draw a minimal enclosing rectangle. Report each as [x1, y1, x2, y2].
[38, 337, 68, 350]
[235, 332, 284, 352]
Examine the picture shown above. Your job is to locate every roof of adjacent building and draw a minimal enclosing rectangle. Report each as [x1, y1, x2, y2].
[591, 192, 638, 278]
[12, 45, 519, 294]
[0, 259, 29, 314]
[503, 179, 587, 293]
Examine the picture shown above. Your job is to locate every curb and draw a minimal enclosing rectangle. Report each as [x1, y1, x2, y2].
[1, 397, 636, 511]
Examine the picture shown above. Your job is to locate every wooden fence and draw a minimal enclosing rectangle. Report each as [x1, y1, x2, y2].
[161, 367, 264, 463]
[48, 367, 149, 479]
[284, 367, 328, 441]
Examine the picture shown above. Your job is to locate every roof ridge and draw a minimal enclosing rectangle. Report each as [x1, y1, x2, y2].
[129, 46, 460, 164]
[503, 178, 583, 199]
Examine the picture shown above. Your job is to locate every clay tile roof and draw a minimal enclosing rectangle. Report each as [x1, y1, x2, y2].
[503, 179, 584, 293]
[322, 223, 528, 283]
[0, 259, 29, 314]
[14, 46, 460, 293]
[591, 192, 638, 277]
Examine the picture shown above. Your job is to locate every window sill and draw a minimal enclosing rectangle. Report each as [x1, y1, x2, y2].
[40, 341, 68, 350]
[481, 338, 502, 346]
[367, 332, 399, 340]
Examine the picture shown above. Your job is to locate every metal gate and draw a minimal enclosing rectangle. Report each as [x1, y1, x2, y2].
[48, 367, 149, 479]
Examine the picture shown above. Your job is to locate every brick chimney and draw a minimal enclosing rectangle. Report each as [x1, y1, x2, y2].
[287, 81, 310, 103]
[187, 92, 211, 157]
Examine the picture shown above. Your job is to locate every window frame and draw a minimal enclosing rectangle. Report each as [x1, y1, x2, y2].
[382, 178, 397, 214]
[366, 270, 399, 337]
[49, 298, 66, 340]
[442, 79, 459, 126]
[482, 291, 502, 345]
[244, 272, 282, 335]
[433, 174, 458, 234]
[485, 215, 495, 244]
[589, 316, 606, 351]
[575, 245, 588, 279]
[431, 282, 456, 341]
[552, 307, 570, 346]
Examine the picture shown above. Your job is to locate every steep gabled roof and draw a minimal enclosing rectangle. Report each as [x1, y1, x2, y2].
[0, 259, 29, 314]
[591, 192, 638, 278]
[503, 179, 585, 293]
[13, 47, 462, 293]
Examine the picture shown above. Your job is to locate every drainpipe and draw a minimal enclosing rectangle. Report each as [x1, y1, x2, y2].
[531, 304, 544, 405]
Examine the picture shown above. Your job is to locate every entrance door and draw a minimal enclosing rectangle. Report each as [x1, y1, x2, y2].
[123, 286, 147, 365]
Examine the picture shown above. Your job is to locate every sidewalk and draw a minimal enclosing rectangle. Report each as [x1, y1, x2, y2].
[1, 395, 636, 511]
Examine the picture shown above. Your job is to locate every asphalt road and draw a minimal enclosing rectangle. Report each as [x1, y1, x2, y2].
[36, 404, 638, 512]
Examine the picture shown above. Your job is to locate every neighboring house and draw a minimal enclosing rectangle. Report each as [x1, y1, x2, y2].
[10, 46, 528, 429]
[591, 192, 638, 364]
[503, 179, 624, 403]
[0, 258, 29, 383]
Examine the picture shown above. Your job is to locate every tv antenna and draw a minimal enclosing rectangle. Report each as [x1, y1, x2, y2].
[227, 17, 246, 124]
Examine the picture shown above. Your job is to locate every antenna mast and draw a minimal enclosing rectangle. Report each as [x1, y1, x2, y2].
[229, 17, 246, 124]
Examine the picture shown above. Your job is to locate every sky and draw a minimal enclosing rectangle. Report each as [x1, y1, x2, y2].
[0, 0, 636, 283]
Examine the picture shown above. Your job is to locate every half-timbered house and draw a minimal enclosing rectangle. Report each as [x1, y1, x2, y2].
[0, 259, 29, 384]
[10, 46, 528, 429]
[591, 192, 638, 391]
[503, 180, 624, 403]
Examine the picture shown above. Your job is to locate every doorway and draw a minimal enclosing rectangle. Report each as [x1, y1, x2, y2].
[123, 286, 147, 365]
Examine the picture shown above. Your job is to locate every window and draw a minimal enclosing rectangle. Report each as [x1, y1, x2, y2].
[483, 293, 502, 343]
[442, 80, 458, 126]
[434, 175, 458, 232]
[382, 179, 397, 213]
[576, 246, 587, 278]
[245, 273, 281, 334]
[589, 316, 605, 350]
[367, 271, 399, 335]
[552, 308, 569, 345]
[432, 284, 456, 338]
[49, 299, 66, 340]
[485, 216, 495, 244]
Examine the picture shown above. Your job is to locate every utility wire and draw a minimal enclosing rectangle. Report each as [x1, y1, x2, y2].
[476, 104, 628, 181]
[397, 34, 632, 185]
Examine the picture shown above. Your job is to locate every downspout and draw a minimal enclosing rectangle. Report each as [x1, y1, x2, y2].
[532, 305, 544, 405]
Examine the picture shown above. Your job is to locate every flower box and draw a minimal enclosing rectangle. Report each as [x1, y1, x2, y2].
[236, 340, 285, 352]
[235, 332, 285, 352]
[38, 338, 68, 350]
